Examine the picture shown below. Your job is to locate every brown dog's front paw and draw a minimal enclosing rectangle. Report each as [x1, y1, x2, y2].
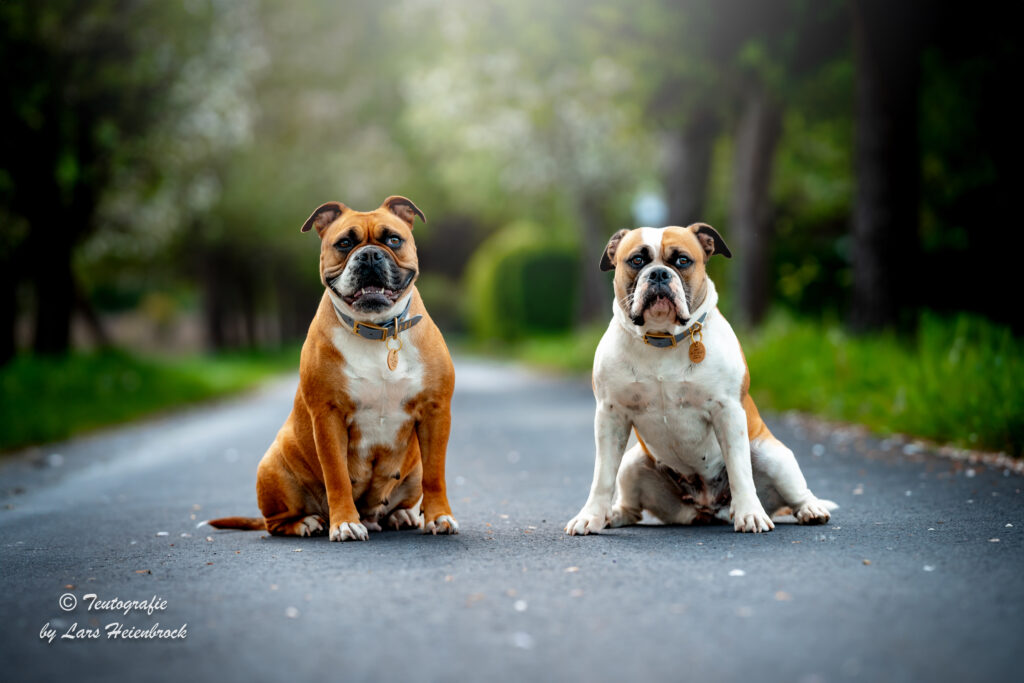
[424, 514, 459, 535]
[329, 521, 369, 542]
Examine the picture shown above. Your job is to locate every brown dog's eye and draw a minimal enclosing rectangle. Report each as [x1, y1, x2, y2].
[334, 238, 352, 251]
[630, 255, 645, 267]
[386, 235, 403, 248]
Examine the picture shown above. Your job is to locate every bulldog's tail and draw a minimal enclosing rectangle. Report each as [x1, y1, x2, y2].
[200, 516, 266, 531]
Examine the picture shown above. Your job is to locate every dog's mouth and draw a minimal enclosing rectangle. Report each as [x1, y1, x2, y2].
[344, 285, 401, 309]
[646, 293, 675, 316]
[630, 283, 686, 326]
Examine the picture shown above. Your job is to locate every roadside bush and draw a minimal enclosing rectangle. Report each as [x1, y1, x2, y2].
[464, 222, 579, 340]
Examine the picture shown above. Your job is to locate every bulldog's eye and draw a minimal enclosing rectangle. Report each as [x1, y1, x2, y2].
[630, 255, 645, 268]
[334, 238, 353, 251]
[675, 255, 692, 268]
[385, 235, 403, 248]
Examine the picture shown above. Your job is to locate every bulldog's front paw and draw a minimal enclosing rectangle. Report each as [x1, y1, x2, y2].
[731, 499, 774, 533]
[386, 508, 423, 530]
[565, 505, 610, 536]
[329, 521, 369, 542]
[424, 514, 459, 535]
[795, 498, 832, 525]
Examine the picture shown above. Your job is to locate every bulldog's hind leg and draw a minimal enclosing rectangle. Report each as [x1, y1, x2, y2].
[750, 436, 833, 525]
[256, 449, 326, 537]
[610, 445, 700, 527]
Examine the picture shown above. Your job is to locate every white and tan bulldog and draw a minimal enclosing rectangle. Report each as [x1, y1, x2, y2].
[206, 196, 458, 541]
[565, 223, 834, 536]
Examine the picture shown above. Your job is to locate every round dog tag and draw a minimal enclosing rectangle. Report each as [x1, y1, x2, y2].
[386, 335, 403, 371]
[688, 340, 706, 364]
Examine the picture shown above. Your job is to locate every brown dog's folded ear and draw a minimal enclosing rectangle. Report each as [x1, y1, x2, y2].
[600, 229, 630, 271]
[302, 202, 348, 235]
[381, 196, 426, 227]
[689, 223, 732, 259]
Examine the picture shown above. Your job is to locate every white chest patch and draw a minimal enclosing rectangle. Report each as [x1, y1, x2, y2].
[597, 298, 744, 478]
[331, 326, 424, 457]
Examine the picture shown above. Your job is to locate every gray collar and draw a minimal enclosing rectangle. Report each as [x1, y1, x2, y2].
[642, 312, 707, 349]
[332, 296, 422, 342]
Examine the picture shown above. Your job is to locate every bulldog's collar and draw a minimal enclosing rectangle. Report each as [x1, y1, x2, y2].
[642, 312, 707, 349]
[331, 295, 422, 342]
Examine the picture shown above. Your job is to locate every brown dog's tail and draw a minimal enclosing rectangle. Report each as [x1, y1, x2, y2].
[200, 516, 266, 531]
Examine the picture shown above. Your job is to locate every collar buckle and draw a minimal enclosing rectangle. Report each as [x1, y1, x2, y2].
[643, 332, 677, 347]
[353, 320, 389, 341]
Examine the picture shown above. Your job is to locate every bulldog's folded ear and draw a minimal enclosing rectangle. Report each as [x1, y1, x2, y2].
[301, 202, 348, 236]
[600, 229, 629, 272]
[690, 223, 732, 259]
[381, 195, 426, 227]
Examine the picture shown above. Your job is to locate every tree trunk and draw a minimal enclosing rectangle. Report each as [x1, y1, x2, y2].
[730, 88, 783, 328]
[664, 108, 719, 225]
[576, 193, 612, 324]
[30, 232, 75, 355]
[0, 257, 17, 365]
[850, 0, 922, 331]
[203, 251, 228, 350]
[74, 282, 111, 348]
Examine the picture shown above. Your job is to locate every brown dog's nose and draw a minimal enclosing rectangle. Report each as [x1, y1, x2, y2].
[355, 247, 386, 264]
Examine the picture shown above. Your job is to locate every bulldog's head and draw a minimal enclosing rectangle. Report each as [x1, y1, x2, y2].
[302, 195, 426, 319]
[600, 223, 731, 327]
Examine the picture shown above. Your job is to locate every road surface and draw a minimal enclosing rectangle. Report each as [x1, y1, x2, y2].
[2, 357, 1022, 682]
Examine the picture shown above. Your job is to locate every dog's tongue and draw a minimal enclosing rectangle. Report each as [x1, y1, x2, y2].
[649, 296, 673, 315]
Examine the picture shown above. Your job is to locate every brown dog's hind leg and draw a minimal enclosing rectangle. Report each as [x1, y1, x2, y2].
[256, 449, 326, 537]
[383, 460, 423, 530]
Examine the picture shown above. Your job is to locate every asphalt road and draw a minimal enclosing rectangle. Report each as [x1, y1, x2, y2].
[2, 357, 1022, 683]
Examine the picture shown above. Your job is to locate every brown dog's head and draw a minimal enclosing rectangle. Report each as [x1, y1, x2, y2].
[302, 195, 426, 318]
[600, 223, 731, 327]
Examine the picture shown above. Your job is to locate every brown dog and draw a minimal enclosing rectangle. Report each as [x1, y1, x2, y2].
[206, 196, 458, 541]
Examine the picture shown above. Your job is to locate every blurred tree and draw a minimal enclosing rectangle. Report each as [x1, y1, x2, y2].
[0, 0, 220, 356]
[849, 0, 925, 331]
[402, 0, 657, 323]
[600, 1, 724, 226]
[724, 0, 847, 327]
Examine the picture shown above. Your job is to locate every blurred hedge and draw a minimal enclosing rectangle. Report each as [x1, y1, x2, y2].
[464, 222, 580, 340]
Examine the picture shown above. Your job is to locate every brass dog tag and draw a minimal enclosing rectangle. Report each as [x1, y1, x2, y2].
[689, 340, 706, 363]
[386, 335, 403, 371]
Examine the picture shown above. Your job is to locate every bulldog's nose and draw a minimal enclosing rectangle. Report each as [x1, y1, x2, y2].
[648, 267, 672, 284]
[355, 247, 386, 264]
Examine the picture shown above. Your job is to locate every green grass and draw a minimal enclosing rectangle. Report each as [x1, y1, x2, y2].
[0, 346, 300, 452]
[488, 312, 1024, 456]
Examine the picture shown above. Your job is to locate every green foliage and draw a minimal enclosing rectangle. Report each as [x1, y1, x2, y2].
[745, 313, 1023, 455]
[464, 222, 580, 340]
[497, 313, 1023, 455]
[0, 347, 299, 453]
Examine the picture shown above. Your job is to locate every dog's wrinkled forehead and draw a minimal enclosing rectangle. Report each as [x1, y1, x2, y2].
[615, 227, 703, 268]
[326, 211, 413, 245]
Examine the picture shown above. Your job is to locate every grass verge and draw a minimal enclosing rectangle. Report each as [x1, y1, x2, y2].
[485, 312, 1023, 456]
[0, 346, 299, 453]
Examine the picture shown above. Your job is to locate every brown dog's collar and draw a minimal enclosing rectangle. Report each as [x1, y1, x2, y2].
[332, 297, 422, 342]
